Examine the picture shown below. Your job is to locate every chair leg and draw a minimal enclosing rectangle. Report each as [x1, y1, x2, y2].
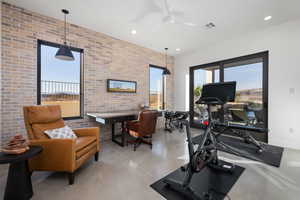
[133, 139, 139, 151]
[95, 152, 99, 162]
[141, 135, 153, 149]
[128, 138, 148, 151]
[68, 173, 75, 185]
[134, 143, 137, 151]
[133, 138, 142, 151]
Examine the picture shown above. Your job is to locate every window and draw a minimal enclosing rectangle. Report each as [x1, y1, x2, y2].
[37, 40, 84, 119]
[190, 52, 268, 142]
[149, 65, 165, 110]
[193, 66, 220, 124]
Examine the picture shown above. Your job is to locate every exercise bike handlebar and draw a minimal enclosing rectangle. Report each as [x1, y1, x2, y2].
[196, 97, 225, 105]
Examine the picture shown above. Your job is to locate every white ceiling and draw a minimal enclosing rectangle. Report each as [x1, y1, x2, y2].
[5, 0, 300, 56]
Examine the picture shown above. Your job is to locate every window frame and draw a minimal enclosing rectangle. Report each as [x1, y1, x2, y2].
[149, 64, 165, 110]
[189, 51, 269, 141]
[37, 39, 84, 120]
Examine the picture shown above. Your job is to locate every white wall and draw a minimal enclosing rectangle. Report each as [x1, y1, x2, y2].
[174, 19, 300, 150]
[0, 2, 2, 149]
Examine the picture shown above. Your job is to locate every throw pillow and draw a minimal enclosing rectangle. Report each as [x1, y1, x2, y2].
[44, 125, 77, 139]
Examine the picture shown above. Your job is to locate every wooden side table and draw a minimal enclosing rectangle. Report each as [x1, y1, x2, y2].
[0, 146, 42, 200]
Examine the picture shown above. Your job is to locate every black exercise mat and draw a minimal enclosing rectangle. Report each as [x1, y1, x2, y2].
[193, 134, 284, 167]
[151, 160, 244, 200]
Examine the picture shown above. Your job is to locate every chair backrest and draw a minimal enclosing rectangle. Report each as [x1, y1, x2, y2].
[138, 110, 158, 136]
[23, 105, 65, 140]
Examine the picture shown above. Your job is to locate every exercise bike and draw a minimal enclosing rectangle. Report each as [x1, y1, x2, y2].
[164, 82, 237, 200]
[164, 111, 189, 133]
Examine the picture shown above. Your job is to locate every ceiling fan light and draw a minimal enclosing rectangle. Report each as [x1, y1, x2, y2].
[55, 44, 74, 61]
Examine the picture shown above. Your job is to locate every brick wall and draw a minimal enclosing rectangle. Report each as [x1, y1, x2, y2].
[1, 2, 174, 145]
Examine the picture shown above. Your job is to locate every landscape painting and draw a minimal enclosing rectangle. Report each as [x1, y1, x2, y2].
[107, 79, 137, 93]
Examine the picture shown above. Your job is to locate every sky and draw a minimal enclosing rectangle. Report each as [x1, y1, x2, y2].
[42, 45, 262, 94]
[150, 67, 163, 93]
[109, 80, 135, 90]
[41, 45, 81, 83]
[42, 45, 163, 94]
[194, 63, 263, 91]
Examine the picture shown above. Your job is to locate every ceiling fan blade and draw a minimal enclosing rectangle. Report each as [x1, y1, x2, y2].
[162, 0, 185, 23]
[162, 15, 173, 23]
[172, 10, 184, 17]
[163, 0, 172, 16]
[131, 0, 163, 23]
[183, 22, 198, 27]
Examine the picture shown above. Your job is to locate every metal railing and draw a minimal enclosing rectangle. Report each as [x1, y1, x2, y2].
[41, 80, 80, 101]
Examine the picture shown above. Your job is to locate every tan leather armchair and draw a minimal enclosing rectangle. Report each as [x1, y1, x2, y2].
[23, 105, 100, 185]
[127, 110, 158, 151]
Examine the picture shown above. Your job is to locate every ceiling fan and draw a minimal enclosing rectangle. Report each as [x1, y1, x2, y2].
[131, 0, 198, 27]
[161, 0, 197, 27]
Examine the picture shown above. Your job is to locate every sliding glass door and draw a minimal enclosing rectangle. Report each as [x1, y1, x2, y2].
[190, 52, 268, 142]
[224, 58, 264, 127]
[191, 66, 220, 125]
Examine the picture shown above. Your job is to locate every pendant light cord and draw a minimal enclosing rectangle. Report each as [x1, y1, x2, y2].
[165, 48, 168, 69]
[64, 13, 67, 44]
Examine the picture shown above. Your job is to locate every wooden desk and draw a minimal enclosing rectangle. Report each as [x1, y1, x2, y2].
[87, 111, 140, 146]
[87, 110, 164, 147]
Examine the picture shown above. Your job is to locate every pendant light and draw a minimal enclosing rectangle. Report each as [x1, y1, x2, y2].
[55, 9, 74, 61]
[162, 48, 171, 75]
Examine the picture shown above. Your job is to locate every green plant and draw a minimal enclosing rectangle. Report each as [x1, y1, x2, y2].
[194, 86, 202, 97]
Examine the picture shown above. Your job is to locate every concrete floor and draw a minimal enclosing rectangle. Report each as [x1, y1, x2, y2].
[1, 128, 300, 200]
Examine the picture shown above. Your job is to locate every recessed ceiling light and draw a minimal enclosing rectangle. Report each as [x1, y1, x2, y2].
[131, 29, 137, 35]
[176, 48, 181, 52]
[264, 16, 272, 21]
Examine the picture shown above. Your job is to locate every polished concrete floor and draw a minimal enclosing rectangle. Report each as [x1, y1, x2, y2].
[1, 128, 300, 200]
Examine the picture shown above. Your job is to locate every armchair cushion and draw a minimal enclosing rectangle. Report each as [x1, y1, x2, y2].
[32, 119, 65, 139]
[73, 127, 100, 138]
[127, 121, 140, 137]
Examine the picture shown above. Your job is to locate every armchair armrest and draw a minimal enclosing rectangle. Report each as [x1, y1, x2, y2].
[127, 120, 139, 126]
[29, 139, 76, 172]
[127, 121, 140, 132]
[73, 127, 100, 151]
[73, 127, 99, 138]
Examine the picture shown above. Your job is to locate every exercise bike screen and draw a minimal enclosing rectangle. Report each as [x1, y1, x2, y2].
[200, 81, 236, 103]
